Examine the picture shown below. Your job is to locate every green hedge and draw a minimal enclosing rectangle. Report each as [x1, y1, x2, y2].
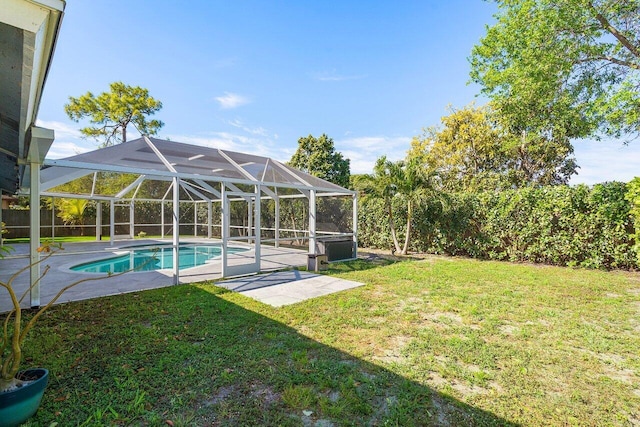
[358, 182, 638, 269]
[626, 177, 640, 266]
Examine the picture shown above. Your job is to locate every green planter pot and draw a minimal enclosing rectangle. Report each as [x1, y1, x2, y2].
[0, 369, 49, 427]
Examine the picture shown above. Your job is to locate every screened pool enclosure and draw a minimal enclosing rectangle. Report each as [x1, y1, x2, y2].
[36, 136, 357, 287]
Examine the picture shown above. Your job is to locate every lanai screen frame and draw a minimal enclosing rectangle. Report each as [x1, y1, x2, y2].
[29, 136, 357, 306]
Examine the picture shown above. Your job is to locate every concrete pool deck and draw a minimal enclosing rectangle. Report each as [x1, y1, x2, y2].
[0, 239, 364, 312]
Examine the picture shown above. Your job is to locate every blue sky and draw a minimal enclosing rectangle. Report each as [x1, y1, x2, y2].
[38, 0, 639, 184]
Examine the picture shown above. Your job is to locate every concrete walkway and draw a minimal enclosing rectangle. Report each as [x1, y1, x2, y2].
[0, 239, 364, 312]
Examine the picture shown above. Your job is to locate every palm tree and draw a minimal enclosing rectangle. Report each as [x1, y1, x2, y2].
[359, 156, 433, 255]
[57, 199, 89, 236]
[397, 155, 433, 255]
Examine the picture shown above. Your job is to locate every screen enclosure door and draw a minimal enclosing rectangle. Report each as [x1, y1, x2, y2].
[221, 185, 261, 277]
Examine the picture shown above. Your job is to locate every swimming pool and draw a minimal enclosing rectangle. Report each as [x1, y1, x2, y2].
[70, 245, 248, 273]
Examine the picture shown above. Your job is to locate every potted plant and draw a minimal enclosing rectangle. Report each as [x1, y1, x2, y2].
[0, 242, 155, 426]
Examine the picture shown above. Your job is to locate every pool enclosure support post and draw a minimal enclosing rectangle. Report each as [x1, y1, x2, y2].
[248, 199, 253, 244]
[161, 201, 165, 238]
[193, 201, 197, 237]
[274, 196, 280, 248]
[254, 185, 261, 263]
[96, 201, 102, 241]
[129, 200, 134, 238]
[221, 184, 228, 277]
[172, 177, 180, 284]
[353, 194, 358, 259]
[50, 196, 55, 241]
[29, 161, 41, 308]
[207, 200, 212, 239]
[28, 126, 54, 308]
[308, 189, 316, 255]
[110, 200, 115, 246]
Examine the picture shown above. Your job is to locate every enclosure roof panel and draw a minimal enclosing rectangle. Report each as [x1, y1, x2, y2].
[41, 136, 353, 196]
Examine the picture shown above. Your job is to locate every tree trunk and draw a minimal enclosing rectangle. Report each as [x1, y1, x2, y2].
[386, 200, 402, 254]
[401, 199, 412, 255]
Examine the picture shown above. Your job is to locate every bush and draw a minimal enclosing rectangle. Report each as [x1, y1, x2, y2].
[358, 182, 637, 269]
[626, 177, 640, 265]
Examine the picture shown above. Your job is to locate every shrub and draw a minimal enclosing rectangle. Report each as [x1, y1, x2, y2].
[358, 182, 637, 269]
[625, 177, 640, 265]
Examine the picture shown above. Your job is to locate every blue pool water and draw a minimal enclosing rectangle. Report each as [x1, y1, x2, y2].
[71, 245, 248, 273]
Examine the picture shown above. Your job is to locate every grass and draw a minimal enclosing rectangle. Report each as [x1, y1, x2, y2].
[17, 254, 640, 426]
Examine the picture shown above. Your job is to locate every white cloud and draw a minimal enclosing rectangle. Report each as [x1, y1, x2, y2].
[215, 92, 250, 109]
[227, 119, 269, 137]
[46, 142, 90, 159]
[571, 140, 640, 185]
[35, 120, 94, 159]
[36, 120, 82, 140]
[337, 136, 412, 175]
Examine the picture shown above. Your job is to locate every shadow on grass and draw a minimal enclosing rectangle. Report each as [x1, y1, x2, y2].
[323, 251, 438, 275]
[24, 283, 518, 426]
[324, 254, 404, 274]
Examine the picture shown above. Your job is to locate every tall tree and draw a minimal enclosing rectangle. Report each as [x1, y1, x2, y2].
[470, 0, 640, 141]
[421, 104, 508, 191]
[289, 134, 350, 187]
[501, 126, 578, 187]
[416, 104, 577, 190]
[65, 82, 164, 147]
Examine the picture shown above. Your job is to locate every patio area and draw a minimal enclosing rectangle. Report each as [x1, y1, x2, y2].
[0, 238, 331, 312]
[216, 270, 364, 307]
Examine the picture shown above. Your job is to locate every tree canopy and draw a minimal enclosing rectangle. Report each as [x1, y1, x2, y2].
[65, 82, 164, 147]
[470, 0, 640, 141]
[414, 104, 577, 191]
[289, 134, 351, 187]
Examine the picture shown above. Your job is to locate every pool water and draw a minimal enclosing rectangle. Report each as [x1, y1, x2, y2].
[70, 245, 248, 273]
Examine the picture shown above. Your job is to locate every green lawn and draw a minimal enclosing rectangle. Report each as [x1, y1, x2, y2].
[19, 254, 640, 426]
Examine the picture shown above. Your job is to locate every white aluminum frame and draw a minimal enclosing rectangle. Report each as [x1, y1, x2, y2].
[32, 136, 357, 302]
